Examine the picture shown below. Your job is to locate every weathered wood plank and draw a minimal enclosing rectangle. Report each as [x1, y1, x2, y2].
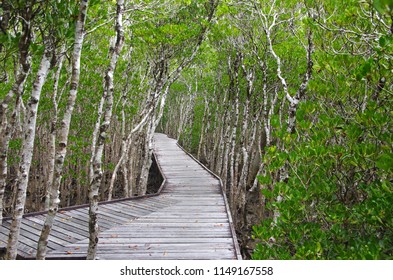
[98, 205, 138, 220]
[52, 242, 235, 250]
[96, 252, 236, 260]
[46, 251, 236, 260]
[1, 222, 52, 252]
[28, 216, 89, 237]
[23, 217, 86, 241]
[99, 233, 232, 238]
[117, 201, 167, 212]
[53, 213, 90, 228]
[62, 209, 114, 229]
[96, 209, 133, 224]
[100, 223, 230, 228]
[92, 237, 235, 243]
[125, 219, 231, 224]
[102, 229, 231, 235]
[111, 203, 153, 216]
[19, 219, 76, 245]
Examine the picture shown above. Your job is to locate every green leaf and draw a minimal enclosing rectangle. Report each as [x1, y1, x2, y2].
[373, 0, 393, 14]
[376, 153, 393, 171]
[361, 59, 372, 76]
[379, 36, 387, 48]
[257, 175, 272, 185]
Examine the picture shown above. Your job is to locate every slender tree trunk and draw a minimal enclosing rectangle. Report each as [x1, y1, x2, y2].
[89, 91, 106, 183]
[197, 97, 209, 159]
[251, 83, 278, 192]
[6, 48, 51, 260]
[0, 17, 32, 224]
[221, 114, 231, 192]
[107, 105, 154, 199]
[121, 100, 129, 197]
[107, 45, 133, 200]
[228, 53, 241, 212]
[236, 63, 255, 227]
[215, 90, 228, 176]
[44, 47, 65, 211]
[87, 0, 125, 260]
[153, 84, 170, 129]
[36, 0, 89, 260]
[202, 94, 213, 162]
[0, 0, 10, 55]
[138, 115, 155, 195]
[0, 97, 24, 225]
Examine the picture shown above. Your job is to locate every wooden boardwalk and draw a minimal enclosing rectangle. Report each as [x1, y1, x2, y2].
[0, 133, 241, 260]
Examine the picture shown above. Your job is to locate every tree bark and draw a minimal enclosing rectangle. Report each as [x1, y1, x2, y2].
[6, 48, 51, 260]
[0, 15, 32, 224]
[228, 52, 241, 213]
[44, 47, 66, 211]
[87, 0, 125, 260]
[236, 63, 255, 227]
[197, 97, 209, 159]
[36, 0, 89, 260]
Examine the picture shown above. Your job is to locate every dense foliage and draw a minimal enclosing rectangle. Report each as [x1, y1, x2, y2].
[251, 0, 392, 260]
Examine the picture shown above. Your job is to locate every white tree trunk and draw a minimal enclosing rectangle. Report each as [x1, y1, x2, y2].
[6, 49, 51, 260]
[197, 97, 209, 159]
[220, 116, 231, 192]
[107, 46, 134, 200]
[138, 116, 155, 195]
[236, 63, 255, 226]
[89, 92, 106, 183]
[36, 0, 89, 260]
[107, 105, 155, 199]
[214, 90, 228, 175]
[87, 0, 125, 260]
[45, 47, 66, 211]
[228, 53, 241, 210]
[0, 21, 32, 225]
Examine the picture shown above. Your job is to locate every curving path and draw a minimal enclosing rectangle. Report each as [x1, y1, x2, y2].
[0, 133, 241, 260]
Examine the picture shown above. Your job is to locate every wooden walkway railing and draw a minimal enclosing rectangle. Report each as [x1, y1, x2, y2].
[0, 133, 241, 260]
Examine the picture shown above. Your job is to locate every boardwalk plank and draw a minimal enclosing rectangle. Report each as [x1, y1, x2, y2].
[92, 237, 235, 243]
[19, 219, 76, 245]
[23, 218, 86, 241]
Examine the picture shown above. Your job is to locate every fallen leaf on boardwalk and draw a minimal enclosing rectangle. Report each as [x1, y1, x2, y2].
[66, 251, 73, 255]
[111, 234, 118, 238]
[59, 211, 66, 214]
[74, 247, 80, 250]
[163, 251, 168, 256]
